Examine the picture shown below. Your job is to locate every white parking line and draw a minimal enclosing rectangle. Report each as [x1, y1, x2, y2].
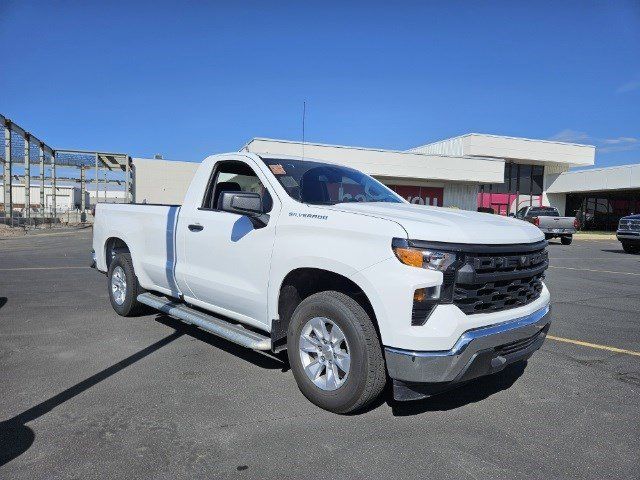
[547, 335, 640, 357]
[0, 266, 88, 271]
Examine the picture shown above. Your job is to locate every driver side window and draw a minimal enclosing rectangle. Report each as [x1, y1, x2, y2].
[202, 161, 273, 212]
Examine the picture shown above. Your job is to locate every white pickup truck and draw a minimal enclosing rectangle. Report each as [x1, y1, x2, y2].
[92, 152, 551, 413]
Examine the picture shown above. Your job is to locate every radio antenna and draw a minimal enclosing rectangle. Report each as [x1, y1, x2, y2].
[302, 100, 306, 160]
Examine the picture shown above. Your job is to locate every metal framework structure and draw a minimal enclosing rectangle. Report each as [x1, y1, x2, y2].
[1, 113, 133, 226]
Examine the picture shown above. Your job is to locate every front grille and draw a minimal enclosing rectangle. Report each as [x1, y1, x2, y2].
[451, 242, 548, 315]
[618, 219, 640, 232]
[454, 272, 544, 314]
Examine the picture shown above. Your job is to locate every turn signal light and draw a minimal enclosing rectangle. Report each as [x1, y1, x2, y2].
[532, 217, 540, 227]
[573, 218, 580, 230]
[394, 247, 423, 268]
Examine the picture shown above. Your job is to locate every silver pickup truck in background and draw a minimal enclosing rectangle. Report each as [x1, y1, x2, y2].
[617, 214, 640, 254]
[514, 206, 578, 245]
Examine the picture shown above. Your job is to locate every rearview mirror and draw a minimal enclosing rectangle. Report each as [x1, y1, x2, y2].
[220, 192, 269, 228]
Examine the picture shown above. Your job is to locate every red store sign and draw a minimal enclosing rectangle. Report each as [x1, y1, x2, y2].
[388, 185, 443, 207]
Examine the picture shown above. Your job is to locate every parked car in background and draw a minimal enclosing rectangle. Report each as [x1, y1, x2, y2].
[477, 206, 495, 214]
[514, 206, 578, 245]
[616, 214, 640, 254]
[92, 152, 551, 413]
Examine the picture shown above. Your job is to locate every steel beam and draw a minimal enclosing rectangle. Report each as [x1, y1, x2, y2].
[94, 152, 99, 207]
[3, 121, 11, 219]
[24, 134, 31, 220]
[125, 155, 131, 202]
[80, 167, 86, 213]
[51, 152, 57, 218]
[39, 143, 45, 223]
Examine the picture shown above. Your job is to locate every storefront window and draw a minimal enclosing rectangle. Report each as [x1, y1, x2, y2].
[478, 163, 545, 214]
[531, 165, 544, 195]
[566, 190, 640, 231]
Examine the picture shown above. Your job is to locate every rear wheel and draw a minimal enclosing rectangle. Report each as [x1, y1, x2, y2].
[287, 291, 386, 414]
[561, 235, 573, 245]
[107, 253, 146, 316]
[622, 242, 640, 254]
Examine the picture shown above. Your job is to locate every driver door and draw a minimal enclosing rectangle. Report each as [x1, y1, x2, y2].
[176, 158, 279, 329]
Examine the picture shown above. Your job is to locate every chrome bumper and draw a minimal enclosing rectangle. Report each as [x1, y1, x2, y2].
[385, 305, 551, 387]
[541, 228, 575, 235]
[617, 232, 640, 241]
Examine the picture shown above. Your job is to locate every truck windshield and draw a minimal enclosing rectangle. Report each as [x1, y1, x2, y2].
[529, 208, 559, 217]
[261, 158, 403, 205]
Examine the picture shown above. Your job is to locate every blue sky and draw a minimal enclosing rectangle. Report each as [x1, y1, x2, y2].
[1, 1, 639, 167]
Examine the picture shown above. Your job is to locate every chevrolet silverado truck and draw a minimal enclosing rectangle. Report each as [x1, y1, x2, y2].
[515, 206, 578, 245]
[92, 152, 551, 413]
[617, 214, 640, 254]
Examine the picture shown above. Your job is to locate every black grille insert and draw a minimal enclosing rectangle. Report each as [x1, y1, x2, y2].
[452, 243, 548, 315]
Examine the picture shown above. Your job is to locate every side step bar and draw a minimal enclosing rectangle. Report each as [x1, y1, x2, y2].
[137, 293, 272, 351]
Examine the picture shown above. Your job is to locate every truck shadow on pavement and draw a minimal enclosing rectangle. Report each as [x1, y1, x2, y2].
[0, 297, 6, 310]
[0, 331, 183, 467]
[387, 361, 527, 416]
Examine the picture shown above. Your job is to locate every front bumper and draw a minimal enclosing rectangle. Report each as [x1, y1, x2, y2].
[385, 305, 551, 400]
[541, 228, 575, 235]
[617, 231, 640, 243]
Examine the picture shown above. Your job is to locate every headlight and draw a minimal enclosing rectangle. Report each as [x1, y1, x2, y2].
[392, 241, 457, 272]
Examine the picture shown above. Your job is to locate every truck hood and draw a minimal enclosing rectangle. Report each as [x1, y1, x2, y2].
[327, 202, 545, 244]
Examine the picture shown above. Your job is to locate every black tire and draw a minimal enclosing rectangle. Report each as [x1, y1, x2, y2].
[107, 253, 146, 316]
[561, 235, 573, 245]
[286, 291, 386, 414]
[622, 242, 640, 254]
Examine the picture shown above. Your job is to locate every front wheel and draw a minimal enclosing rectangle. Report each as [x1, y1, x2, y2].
[107, 253, 146, 316]
[561, 235, 573, 245]
[287, 291, 386, 414]
[622, 242, 640, 254]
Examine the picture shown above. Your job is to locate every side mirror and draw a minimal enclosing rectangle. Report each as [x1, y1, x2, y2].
[220, 192, 269, 227]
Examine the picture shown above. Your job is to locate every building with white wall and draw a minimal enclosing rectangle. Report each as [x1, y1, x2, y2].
[241, 138, 506, 211]
[129, 133, 639, 230]
[0, 184, 88, 212]
[242, 135, 595, 215]
[87, 188, 127, 205]
[132, 157, 199, 204]
[545, 163, 640, 230]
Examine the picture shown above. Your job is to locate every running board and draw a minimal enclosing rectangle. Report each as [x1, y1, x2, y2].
[137, 293, 271, 351]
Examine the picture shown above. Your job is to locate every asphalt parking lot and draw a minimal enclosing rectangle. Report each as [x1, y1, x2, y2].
[1, 229, 638, 479]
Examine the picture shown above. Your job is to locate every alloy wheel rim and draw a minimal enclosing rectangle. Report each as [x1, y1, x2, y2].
[299, 317, 351, 391]
[111, 266, 127, 305]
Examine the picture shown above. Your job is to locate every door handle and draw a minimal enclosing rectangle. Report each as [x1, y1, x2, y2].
[188, 224, 204, 232]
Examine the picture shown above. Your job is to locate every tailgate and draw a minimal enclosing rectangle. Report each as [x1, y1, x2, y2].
[538, 217, 575, 230]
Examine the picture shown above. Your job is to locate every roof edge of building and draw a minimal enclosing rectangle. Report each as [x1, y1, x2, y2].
[410, 132, 596, 150]
[241, 137, 502, 161]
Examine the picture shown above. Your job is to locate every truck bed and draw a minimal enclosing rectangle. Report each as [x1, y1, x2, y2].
[93, 203, 182, 297]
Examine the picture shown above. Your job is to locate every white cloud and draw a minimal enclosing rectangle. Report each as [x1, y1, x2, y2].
[601, 137, 638, 145]
[549, 129, 591, 143]
[549, 131, 639, 154]
[617, 79, 640, 94]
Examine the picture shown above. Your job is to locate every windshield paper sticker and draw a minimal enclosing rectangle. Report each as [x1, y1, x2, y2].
[269, 164, 286, 175]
